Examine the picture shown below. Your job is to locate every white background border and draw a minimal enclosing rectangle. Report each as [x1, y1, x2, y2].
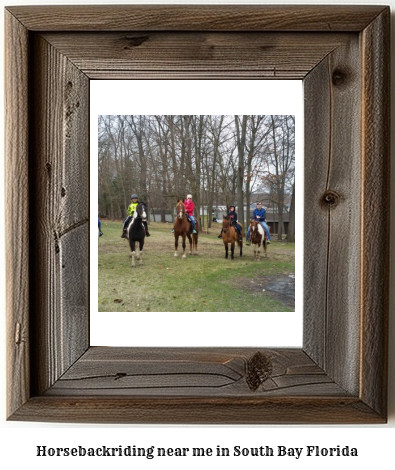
[90, 80, 304, 347]
[1, 2, 393, 468]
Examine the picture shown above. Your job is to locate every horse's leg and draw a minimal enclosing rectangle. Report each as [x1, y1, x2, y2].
[187, 233, 192, 255]
[231, 241, 235, 260]
[174, 234, 179, 257]
[224, 242, 228, 259]
[130, 240, 136, 268]
[256, 241, 261, 261]
[193, 224, 198, 254]
[193, 233, 199, 255]
[139, 238, 144, 266]
[182, 234, 187, 259]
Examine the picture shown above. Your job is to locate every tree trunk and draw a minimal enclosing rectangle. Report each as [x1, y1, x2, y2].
[235, 115, 248, 227]
[286, 182, 295, 242]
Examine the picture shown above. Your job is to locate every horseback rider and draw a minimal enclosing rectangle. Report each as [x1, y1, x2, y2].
[98, 217, 103, 237]
[218, 205, 242, 241]
[121, 193, 150, 238]
[246, 202, 271, 245]
[184, 194, 197, 234]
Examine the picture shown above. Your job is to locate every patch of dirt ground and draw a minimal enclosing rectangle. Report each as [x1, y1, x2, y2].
[237, 274, 295, 310]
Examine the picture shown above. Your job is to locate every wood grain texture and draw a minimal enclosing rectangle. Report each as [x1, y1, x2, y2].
[10, 396, 383, 425]
[42, 32, 351, 80]
[29, 34, 90, 396]
[46, 347, 344, 397]
[10, 349, 382, 424]
[360, 9, 390, 418]
[5, 10, 30, 418]
[304, 35, 362, 395]
[5, 5, 386, 32]
[5, 5, 389, 424]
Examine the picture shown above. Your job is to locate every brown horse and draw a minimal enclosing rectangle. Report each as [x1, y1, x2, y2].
[173, 199, 198, 258]
[221, 216, 242, 260]
[249, 219, 267, 261]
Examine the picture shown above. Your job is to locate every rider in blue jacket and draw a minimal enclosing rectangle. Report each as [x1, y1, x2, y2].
[246, 202, 271, 244]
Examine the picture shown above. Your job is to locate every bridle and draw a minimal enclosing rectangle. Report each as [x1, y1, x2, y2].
[176, 202, 185, 220]
[222, 216, 231, 233]
[133, 202, 147, 220]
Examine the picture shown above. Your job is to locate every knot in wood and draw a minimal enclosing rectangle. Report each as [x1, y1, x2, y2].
[332, 68, 348, 87]
[246, 351, 273, 391]
[123, 35, 150, 49]
[321, 190, 340, 208]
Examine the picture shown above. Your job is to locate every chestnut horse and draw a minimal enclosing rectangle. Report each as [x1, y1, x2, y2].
[249, 219, 267, 261]
[173, 199, 198, 258]
[221, 216, 242, 260]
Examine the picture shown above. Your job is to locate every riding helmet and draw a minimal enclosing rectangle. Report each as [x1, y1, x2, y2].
[131, 194, 138, 199]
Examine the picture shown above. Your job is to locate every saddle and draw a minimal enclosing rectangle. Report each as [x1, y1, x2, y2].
[257, 223, 266, 238]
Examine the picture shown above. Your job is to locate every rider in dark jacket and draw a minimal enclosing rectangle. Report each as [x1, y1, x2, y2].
[218, 205, 242, 241]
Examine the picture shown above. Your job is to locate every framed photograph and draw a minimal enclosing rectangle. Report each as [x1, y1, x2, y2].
[5, 5, 389, 423]
[91, 81, 303, 348]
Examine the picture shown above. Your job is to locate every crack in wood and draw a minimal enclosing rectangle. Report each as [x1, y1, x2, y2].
[53, 218, 89, 242]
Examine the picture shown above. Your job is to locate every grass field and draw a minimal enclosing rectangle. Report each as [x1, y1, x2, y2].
[98, 220, 295, 312]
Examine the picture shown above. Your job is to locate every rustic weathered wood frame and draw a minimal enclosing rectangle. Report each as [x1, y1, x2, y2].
[5, 5, 390, 424]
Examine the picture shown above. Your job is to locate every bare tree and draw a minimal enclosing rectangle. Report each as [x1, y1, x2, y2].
[234, 115, 248, 226]
[97, 115, 295, 234]
[287, 182, 295, 242]
[260, 115, 295, 240]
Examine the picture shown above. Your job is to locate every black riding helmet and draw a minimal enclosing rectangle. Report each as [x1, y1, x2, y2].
[131, 193, 138, 199]
[229, 205, 236, 210]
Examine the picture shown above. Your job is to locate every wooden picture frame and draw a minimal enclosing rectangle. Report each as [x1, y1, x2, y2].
[5, 5, 390, 424]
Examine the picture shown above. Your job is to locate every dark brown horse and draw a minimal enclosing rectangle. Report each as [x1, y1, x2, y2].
[173, 199, 198, 258]
[249, 219, 267, 261]
[221, 216, 242, 260]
